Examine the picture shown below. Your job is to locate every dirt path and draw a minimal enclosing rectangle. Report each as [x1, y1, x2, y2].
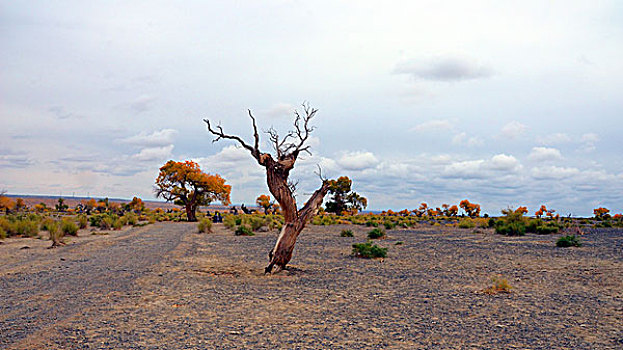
[0, 222, 192, 349]
[1, 223, 622, 349]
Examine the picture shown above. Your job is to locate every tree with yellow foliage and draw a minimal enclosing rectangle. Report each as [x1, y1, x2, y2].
[155, 160, 231, 221]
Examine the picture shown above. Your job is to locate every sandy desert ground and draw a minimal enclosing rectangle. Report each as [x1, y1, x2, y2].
[1, 222, 622, 349]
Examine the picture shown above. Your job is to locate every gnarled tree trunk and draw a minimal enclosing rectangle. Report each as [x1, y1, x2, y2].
[205, 104, 329, 273]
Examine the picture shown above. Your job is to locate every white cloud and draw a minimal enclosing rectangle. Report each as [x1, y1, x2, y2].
[443, 159, 486, 178]
[580, 133, 599, 152]
[411, 119, 454, 132]
[337, 151, 379, 171]
[452, 132, 484, 147]
[501, 121, 527, 139]
[531, 166, 580, 179]
[394, 56, 493, 82]
[121, 129, 178, 147]
[488, 154, 521, 172]
[537, 132, 571, 145]
[529, 147, 562, 162]
[131, 145, 174, 162]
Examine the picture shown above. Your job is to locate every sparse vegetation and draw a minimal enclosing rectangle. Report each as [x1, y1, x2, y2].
[197, 218, 212, 233]
[352, 241, 387, 259]
[61, 219, 78, 236]
[340, 229, 354, 237]
[556, 235, 582, 247]
[483, 277, 512, 294]
[235, 225, 254, 236]
[367, 228, 386, 239]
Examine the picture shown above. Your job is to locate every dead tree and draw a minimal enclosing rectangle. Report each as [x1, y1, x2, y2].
[204, 103, 330, 273]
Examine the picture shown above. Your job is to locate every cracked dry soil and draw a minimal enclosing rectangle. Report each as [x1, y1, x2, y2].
[1, 222, 622, 349]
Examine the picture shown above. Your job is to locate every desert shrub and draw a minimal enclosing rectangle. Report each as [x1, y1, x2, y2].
[40, 217, 56, 231]
[235, 217, 242, 226]
[383, 221, 396, 230]
[352, 241, 387, 259]
[365, 220, 379, 227]
[61, 219, 78, 236]
[112, 217, 123, 230]
[458, 219, 476, 229]
[488, 217, 497, 228]
[122, 212, 138, 226]
[367, 228, 386, 239]
[197, 218, 213, 233]
[556, 235, 582, 247]
[483, 277, 512, 294]
[77, 214, 88, 229]
[235, 225, 254, 236]
[223, 215, 237, 229]
[395, 241, 403, 245]
[0, 227, 6, 239]
[535, 225, 559, 234]
[495, 221, 526, 236]
[16, 219, 39, 237]
[248, 216, 266, 231]
[48, 220, 63, 245]
[100, 216, 114, 230]
[340, 229, 354, 237]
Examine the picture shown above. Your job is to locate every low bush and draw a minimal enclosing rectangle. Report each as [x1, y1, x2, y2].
[483, 277, 512, 294]
[61, 219, 78, 236]
[383, 221, 396, 230]
[340, 229, 354, 237]
[197, 218, 212, 233]
[0, 227, 6, 239]
[556, 235, 582, 247]
[458, 219, 476, 229]
[535, 225, 559, 234]
[352, 241, 387, 259]
[112, 217, 123, 230]
[122, 212, 138, 226]
[223, 215, 237, 229]
[365, 220, 379, 227]
[16, 219, 39, 237]
[235, 225, 254, 236]
[48, 220, 63, 246]
[495, 221, 526, 236]
[40, 217, 56, 231]
[77, 214, 88, 229]
[367, 228, 386, 239]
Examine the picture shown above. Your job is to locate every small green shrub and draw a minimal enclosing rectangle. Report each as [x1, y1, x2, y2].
[235, 217, 242, 226]
[112, 217, 123, 230]
[367, 228, 386, 239]
[365, 220, 379, 227]
[340, 229, 354, 237]
[458, 219, 476, 229]
[16, 220, 39, 237]
[197, 218, 213, 233]
[40, 217, 56, 231]
[235, 225, 254, 236]
[0, 227, 6, 239]
[77, 214, 88, 229]
[556, 235, 582, 247]
[352, 241, 387, 259]
[48, 221, 63, 246]
[383, 221, 396, 230]
[61, 219, 78, 236]
[123, 212, 138, 226]
[248, 216, 266, 231]
[488, 217, 497, 228]
[100, 216, 113, 230]
[535, 225, 559, 235]
[223, 215, 237, 229]
[395, 241, 403, 245]
[495, 221, 526, 236]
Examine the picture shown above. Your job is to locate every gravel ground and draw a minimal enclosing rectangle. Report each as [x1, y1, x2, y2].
[1, 223, 622, 349]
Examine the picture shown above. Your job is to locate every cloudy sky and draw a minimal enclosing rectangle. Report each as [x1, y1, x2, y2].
[1, 1, 622, 216]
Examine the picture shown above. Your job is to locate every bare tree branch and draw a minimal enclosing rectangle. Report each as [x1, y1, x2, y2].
[204, 114, 261, 161]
